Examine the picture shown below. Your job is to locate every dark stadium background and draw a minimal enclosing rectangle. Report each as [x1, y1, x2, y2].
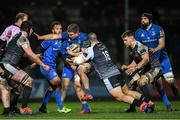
[0, 0, 180, 99]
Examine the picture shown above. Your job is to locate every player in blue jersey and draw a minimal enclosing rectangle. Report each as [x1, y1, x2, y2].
[135, 13, 178, 111]
[35, 23, 92, 114]
[59, 24, 92, 114]
[37, 21, 71, 113]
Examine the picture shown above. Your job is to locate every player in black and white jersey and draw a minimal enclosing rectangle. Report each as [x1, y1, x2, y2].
[0, 21, 50, 116]
[121, 30, 172, 112]
[72, 32, 154, 113]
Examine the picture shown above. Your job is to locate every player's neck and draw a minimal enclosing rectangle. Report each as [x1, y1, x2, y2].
[21, 31, 28, 37]
[15, 21, 21, 27]
[131, 40, 136, 48]
[146, 23, 152, 30]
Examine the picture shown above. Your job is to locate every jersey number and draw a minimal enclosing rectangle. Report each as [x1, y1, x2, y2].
[102, 51, 111, 61]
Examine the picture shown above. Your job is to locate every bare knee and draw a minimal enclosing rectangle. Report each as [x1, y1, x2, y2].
[114, 93, 126, 101]
[74, 81, 81, 91]
[137, 76, 148, 87]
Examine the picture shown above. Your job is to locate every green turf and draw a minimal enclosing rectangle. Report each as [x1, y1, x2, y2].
[0, 100, 180, 119]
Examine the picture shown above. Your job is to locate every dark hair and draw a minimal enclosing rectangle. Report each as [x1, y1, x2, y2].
[15, 12, 28, 22]
[51, 21, 61, 30]
[141, 13, 153, 22]
[20, 21, 33, 33]
[121, 30, 134, 39]
[67, 24, 79, 33]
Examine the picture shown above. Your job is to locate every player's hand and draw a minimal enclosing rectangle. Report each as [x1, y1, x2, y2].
[125, 66, 136, 75]
[150, 48, 156, 53]
[36, 54, 42, 59]
[121, 64, 128, 70]
[29, 63, 37, 69]
[33, 32, 40, 40]
[43, 65, 50, 72]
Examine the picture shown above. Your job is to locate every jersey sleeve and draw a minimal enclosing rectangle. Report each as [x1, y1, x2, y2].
[80, 33, 90, 48]
[17, 35, 30, 48]
[61, 32, 68, 39]
[135, 29, 141, 41]
[82, 46, 94, 60]
[137, 42, 148, 56]
[157, 26, 165, 40]
[0, 27, 11, 42]
[41, 40, 53, 49]
[74, 46, 94, 64]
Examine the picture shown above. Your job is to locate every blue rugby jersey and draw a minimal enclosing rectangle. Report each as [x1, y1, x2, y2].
[135, 24, 168, 59]
[41, 40, 62, 67]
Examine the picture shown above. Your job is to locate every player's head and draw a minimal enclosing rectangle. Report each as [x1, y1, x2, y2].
[51, 21, 62, 34]
[21, 21, 33, 36]
[88, 32, 98, 44]
[67, 23, 79, 39]
[121, 30, 135, 47]
[15, 12, 29, 26]
[141, 13, 152, 29]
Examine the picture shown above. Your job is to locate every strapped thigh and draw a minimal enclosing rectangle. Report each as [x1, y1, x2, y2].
[144, 67, 162, 83]
[20, 74, 30, 85]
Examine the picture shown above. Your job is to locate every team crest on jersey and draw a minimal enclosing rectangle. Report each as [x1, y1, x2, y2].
[141, 33, 145, 37]
[151, 31, 156, 36]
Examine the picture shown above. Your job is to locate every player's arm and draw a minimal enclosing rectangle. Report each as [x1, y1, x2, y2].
[151, 38, 165, 53]
[18, 36, 50, 71]
[150, 28, 165, 53]
[34, 32, 61, 40]
[126, 45, 149, 75]
[73, 47, 94, 65]
[29, 41, 49, 68]
[67, 47, 82, 57]
[136, 53, 149, 70]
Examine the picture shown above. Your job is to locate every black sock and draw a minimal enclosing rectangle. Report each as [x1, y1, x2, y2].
[132, 99, 141, 107]
[10, 90, 19, 110]
[21, 86, 32, 108]
[129, 103, 136, 110]
[2, 107, 10, 115]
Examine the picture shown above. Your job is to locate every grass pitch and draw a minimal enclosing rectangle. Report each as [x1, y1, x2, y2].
[0, 100, 180, 119]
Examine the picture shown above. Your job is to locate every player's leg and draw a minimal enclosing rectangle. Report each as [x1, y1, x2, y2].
[74, 77, 91, 114]
[61, 66, 72, 102]
[161, 57, 179, 96]
[0, 77, 11, 116]
[39, 66, 71, 113]
[61, 78, 70, 101]
[8, 81, 21, 114]
[146, 67, 172, 111]
[155, 77, 173, 111]
[1, 63, 34, 114]
[77, 63, 93, 101]
[104, 75, 153, 113]
[49, 76, 71, 113]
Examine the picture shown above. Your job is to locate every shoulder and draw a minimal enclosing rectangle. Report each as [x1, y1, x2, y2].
[61, 32, 68, 39]
[152, 24, 163, 30]
[135, 27, 144, 36]
[79, 32, 88, 40]
[136, 41, 148, 53]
